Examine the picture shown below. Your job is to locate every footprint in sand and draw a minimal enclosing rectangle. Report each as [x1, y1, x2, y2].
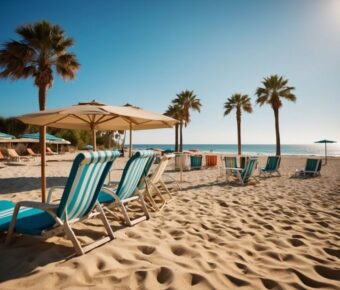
[137, 245, 156, 255]
[157, 267, 173, 284]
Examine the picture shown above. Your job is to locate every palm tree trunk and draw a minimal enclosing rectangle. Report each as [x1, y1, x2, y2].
[237, 112, 241, 155]
[274, 108, 281, 155]
[175, 124, 179, 152]
[39, 85, 47, 202]
[179, 122, 183, 152]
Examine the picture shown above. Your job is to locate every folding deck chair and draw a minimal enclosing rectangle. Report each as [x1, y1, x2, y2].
[0, 150, 120, 256]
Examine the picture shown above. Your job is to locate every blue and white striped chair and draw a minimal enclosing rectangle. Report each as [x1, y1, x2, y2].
[0, 150, 120, 256]
[98, 150, 155, 226]
[225, 157, 259, 185]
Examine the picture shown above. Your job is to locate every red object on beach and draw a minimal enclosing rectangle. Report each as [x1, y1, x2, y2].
[206, 154, 217, 167]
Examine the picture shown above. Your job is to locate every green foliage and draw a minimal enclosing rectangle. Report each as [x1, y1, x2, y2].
[0, 20, 80, 87]
[172, 90, 202, 126]
[0, 116, 28, 136]
[224, 93, 253, 117]
[255, 74, 296, 110]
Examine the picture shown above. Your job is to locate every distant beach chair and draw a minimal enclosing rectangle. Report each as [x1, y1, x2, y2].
[46, 147, 58, 155]
[218, 156, 237, 179]
[0, 150, 6, 161]
[175, 153, 190, 171]
[292, 158, 322, 178]
[27, 147, 40, 157]
[6, 149, 29, 162]
[190, 155, 203, 170]
[240, 156, 250, 169]
[98, 150, 155, 226]
[0, 150, 120, 256]
[259, 156, 281, 177]
[142, 154, 176, 210]
[225, 157, 259, 185]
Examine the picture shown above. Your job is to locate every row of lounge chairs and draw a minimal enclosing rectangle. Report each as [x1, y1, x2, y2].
[0, 150, 177, 256]
[0, 147, 58, 162]
[220, 156, 322, 185]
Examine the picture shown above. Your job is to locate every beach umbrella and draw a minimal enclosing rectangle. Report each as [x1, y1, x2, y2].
[0, 132, 15, 139]
[314, 139, 337, 164]
[17, 100, 178, 201]
[20, 132, 64, 141]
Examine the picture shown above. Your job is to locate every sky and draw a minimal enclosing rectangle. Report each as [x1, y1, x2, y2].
[0, 0, 339, 144]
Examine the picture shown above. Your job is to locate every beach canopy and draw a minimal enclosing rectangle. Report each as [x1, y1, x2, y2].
[18, 100, 177, 131]
[18, 100, 178, 150]
[20, 132, 70, 144]
[17, 100, 178, 202]
[314, 139, 337, 164]
[0, 132, 15, 139]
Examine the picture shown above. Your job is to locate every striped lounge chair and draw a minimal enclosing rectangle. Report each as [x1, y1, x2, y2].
[293, 158, 322, 178]
[98, 150, 155, 226]
[225, 157, 259, 185]
[142, 154, 175, 211]
[0, 150, 120, 256]
[259, 156, 281, 177]
[190, 155, 203, 170]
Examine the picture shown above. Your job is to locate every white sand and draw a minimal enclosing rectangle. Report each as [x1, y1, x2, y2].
[0, 154, 339, 289]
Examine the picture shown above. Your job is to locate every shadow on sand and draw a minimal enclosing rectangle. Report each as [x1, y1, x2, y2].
[0, 177, 68, 194]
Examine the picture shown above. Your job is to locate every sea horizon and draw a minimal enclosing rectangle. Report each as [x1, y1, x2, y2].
[132, 144, 340, 156]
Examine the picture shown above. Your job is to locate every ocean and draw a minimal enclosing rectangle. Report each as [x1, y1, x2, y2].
[132, 144, 340, 156]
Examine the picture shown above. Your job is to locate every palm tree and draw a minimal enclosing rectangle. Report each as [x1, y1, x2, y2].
[0, 21, 80, 201]
[223, 94, 253, 155]
[165, 104, 181, 152]
[172, 90, 202, 152]
[255, 75, 296, 155]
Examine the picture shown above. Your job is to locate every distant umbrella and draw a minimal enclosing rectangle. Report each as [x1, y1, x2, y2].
[20, 132, 66, 142]
[84, 144, 94, 151]
[314, 139, 337, 164]
[0, 132, 15, 139]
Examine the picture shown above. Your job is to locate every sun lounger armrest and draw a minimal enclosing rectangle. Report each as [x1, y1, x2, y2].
[16, 201, 58, 214]
[101, 187, 120, 201]
[47, 186, 65, 203]
[224, 167, 242, 171]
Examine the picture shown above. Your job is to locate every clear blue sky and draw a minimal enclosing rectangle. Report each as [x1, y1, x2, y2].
[0, 0, 339, 144]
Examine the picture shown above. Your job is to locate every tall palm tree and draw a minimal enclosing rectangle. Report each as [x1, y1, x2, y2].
[0, 21, 80, 201]
[172, 90, 202, 152]
[255, 75, 296, 155]
[224, 94, 253, 155]
[165, 104, 181, 151]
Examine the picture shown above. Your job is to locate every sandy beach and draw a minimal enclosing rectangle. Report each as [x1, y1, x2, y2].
[0, 154, 339, 290]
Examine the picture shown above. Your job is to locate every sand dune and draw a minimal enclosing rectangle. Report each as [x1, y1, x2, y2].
[0, 154, 339, 289]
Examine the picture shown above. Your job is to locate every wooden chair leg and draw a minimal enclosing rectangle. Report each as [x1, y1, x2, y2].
[63, 221, 84, 256]
[159, 180, 172, 200]
[96, 203, 115, 239]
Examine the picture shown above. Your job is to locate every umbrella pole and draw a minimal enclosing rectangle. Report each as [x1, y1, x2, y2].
[40, 126, 46, 202]
[129, 123, 132, 157]
[92, 129, 97, 151]
[325, 143, 327, 165]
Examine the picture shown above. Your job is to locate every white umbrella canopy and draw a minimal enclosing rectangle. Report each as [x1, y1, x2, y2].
[18, 101, 177, 131]
[17, 100, 178, 202]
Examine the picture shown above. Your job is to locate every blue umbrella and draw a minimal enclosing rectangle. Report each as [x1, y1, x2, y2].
[84, 144, 93, 150]
[20, 132, 65, 142]
[0, 132, 15, 139]
[314, 139, 337, 164]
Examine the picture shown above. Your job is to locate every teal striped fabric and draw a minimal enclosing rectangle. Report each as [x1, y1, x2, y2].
[116, 150, 155, 200]
[190, 155, 202, 168]
[224, 156, 238, 168]
[58, 150, 120, 221]
[138, 154, 156, 190]
[264, 156, 280, 171]
[305, 159, 320, 172]
[241, 157, 258, 182]
[98, 150, 155, 203]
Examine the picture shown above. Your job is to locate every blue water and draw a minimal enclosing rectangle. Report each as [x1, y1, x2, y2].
[133, 144, 340, 156]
